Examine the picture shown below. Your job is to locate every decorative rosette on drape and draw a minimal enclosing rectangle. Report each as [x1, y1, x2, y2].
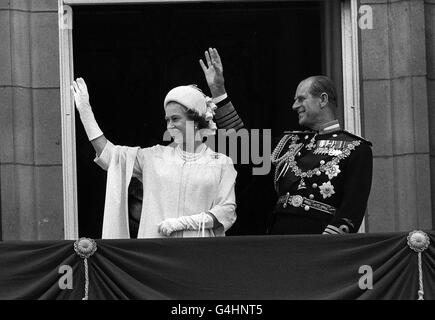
[407, 230, 430, 300]
[74, 238, 97, 300]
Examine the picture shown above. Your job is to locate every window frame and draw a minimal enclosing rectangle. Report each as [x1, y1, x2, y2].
[58, 0, 363, 239]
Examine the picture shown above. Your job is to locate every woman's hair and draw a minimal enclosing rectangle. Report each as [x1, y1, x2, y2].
[179, 105, 209, 129]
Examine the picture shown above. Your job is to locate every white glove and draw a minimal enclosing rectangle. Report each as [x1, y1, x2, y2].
[158, 213, 214, 237]
[158, 218, 186, 237]
[71, 77, 103, 141]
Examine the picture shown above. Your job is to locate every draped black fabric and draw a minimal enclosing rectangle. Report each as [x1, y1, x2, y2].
[0, 232, 434, 300]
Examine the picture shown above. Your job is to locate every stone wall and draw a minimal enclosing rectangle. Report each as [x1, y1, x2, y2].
[426, 0, 435, 232]
[0, 0, 63, 240]
[360, 0, 434, 231]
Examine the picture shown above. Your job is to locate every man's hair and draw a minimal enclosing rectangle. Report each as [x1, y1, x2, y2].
[306, 75, 337, 108]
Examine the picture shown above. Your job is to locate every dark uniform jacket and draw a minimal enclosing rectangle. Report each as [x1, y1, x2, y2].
[213, 99, 373, 235]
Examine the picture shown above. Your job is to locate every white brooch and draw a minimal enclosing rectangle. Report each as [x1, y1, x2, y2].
[325, 164, 341, 180]
[319, 181, 335, 199]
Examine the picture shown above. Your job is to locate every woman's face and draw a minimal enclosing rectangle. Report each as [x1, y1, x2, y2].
[165, 102, 196, 144]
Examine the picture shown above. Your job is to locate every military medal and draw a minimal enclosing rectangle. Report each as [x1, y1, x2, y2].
[314, 140, 343, 156]
[273, 134, 361, 194]
[329, 141, 344, 156]
[319, 181, 335, 199]
[287, 140, 361, 193]
[297, 177, 307, 190]
[324, 164, 341, 180]
[314, 140, 328, 155]
[305, 134, 317, 151]
[329, 149, 342, 156]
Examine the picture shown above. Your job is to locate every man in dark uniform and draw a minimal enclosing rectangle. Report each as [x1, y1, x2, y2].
[199, 48, 373, 235]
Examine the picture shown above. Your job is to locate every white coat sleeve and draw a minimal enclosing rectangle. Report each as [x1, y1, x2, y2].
[94, 141, 143, 180]
[208, 157, 238, 235]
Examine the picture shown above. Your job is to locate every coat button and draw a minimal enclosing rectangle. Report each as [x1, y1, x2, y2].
[320, 160, 325, 165]
[309, 194, 315, 199]
[312, 183, 318, 188]
[304, 205, 310, 211]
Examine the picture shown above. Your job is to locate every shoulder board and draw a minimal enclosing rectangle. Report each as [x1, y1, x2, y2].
[341, 130, 372, 146]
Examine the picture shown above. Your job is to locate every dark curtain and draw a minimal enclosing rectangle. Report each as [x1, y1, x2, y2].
[72, 2, 324, 239]
[1, 231, 434, 300]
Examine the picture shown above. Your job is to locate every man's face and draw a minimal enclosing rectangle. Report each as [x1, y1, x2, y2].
[292, 80, 322, 129]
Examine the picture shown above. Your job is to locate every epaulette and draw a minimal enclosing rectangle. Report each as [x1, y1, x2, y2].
[341, 130, 372, 146]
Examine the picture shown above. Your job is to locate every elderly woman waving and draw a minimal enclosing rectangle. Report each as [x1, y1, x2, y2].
[71, 78, 237, 239]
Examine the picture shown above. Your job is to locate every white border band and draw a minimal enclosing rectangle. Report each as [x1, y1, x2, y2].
[59, 1, 78, 240]
[341, 0, 365, 233]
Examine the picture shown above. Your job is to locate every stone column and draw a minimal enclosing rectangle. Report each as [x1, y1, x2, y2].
[360, 0, 433, 231]
[0, 0, 63, 240]
[425, 0, 435, 231]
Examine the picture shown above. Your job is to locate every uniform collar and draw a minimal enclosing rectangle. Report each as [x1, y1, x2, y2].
[315, 120, 341, 135]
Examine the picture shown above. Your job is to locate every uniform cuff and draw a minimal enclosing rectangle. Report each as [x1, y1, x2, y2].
[212, 93, 227, 104]
[323, 224, 346, 235]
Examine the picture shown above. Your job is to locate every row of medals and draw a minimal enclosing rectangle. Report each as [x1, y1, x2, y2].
[282, 135, 343, 190]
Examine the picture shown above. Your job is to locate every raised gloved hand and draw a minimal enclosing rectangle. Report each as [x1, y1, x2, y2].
[71, 77, 103, 141]
[158, 213, 214, 237]
[71, 77, 91, 112]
